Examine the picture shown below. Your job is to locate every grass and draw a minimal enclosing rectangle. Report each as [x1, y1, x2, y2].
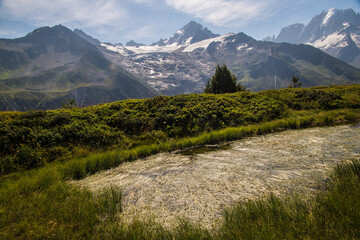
[3, 157, 357, 239]
[0, 174, 123, 239]
[58, 108, 360, 180]
[0, 108, 359, 239]
[2, 85, 360, 176]
[219, 160, 360, 240]
[1, 85, 360, 238]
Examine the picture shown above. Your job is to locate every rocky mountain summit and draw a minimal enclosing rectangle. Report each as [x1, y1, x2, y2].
[151, 21, 220, 46]
[266, 8, 360, 67]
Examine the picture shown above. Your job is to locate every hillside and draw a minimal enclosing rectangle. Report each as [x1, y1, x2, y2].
[1, 84, 360, 175]
[0, 25, 157, 111]
[0, 85, 360, 239]
[0, 84, 360, 240]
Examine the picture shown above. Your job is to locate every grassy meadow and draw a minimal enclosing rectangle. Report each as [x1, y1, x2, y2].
[0, 85, 360, 239]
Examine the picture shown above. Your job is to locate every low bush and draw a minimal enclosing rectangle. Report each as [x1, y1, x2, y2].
[0, 85, 359, 175]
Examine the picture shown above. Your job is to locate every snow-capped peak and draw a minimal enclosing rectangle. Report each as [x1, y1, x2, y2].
[323, 8, 336, 25]
[152, 21, 220, 46]
[174, 29, 184, 36]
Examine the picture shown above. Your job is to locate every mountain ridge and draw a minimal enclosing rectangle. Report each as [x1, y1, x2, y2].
[100, 24, 360, 94]
[1, 19, 360, 110]
[152, 21, 220, 46]
[0, 25, 157, 111]
[265, 8, 360, 68]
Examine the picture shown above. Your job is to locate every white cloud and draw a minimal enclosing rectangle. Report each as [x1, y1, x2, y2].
[164, 0, 280, 26]
[125, 24, 159, 42]
[0, 0, 128, 28]
[133, 0, 154, 3]
[0, 30, 10, 36]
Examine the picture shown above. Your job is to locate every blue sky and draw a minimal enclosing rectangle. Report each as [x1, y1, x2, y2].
[0, 0, 359, 45]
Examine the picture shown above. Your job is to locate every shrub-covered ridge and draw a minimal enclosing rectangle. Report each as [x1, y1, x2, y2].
[0, 84, 360, 239]
[1, 84, 360, 175]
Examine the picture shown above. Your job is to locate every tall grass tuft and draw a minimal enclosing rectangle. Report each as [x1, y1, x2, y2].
[98, 185, 123, 218]
[218, 160, 360, 240]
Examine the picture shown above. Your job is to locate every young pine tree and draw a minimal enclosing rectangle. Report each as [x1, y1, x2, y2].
[205, 64, 244, 94]
[289, 76, 302, 88]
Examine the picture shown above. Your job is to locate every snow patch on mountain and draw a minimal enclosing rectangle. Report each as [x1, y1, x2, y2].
[102, 33, 236, 55]
[236, 44, 248, 51]
[101, 43, 129, 55]
[101, 42, 182, 55]
[125, 44, 181, 54]
[350, 33, 360, 48]
[323, 8, 336, 25]
[182, 34, 232, 52]
[310, 32, 347, 49]
[152, 21, 220, 47]
[175, 29, 184, 35]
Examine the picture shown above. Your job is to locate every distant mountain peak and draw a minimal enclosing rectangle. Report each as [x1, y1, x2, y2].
[181, 21, 205, 34]
[272, 23, 305, 44]
[25, 24, 70, 38]
[267, 8, 360, 68]
[73, 28, 101, 46]
[271, 8, 360, 44]
[0, 25, 157, 110]
[126, 40, 146, 47]
[16, 24, 101, 60]
[322, 8, 337, 25]
[152, 21, 220, 46]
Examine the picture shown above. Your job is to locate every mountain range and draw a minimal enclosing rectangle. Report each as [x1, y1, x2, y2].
[1, 8, 360, 110]
[100, 18, 360, 95]
[0, 25, 157, 110]
[265, 8, 360, 68]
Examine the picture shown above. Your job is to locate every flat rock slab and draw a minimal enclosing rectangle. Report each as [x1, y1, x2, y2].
[76, 124, 360, 227]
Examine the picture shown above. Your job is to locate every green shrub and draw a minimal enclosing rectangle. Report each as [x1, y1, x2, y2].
[0, 156, 14, 175]
[14, 145, 43, 170]
[0, 85, 359, 175]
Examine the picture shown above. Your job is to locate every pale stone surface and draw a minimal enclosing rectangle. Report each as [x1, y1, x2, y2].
[75, 124, 360, 227]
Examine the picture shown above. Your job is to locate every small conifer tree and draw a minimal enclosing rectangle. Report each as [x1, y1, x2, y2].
[205, 64, 244, 93]
[289, 76, 302, 88]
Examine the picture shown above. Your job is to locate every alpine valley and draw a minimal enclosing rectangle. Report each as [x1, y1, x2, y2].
[1, 9, 360, 110]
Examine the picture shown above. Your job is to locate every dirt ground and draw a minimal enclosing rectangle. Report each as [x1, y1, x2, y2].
[76, 124, 360, 228]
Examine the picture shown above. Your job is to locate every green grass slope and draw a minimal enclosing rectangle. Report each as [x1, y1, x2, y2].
[1, 84, 359, 175]
[0, 85, 360, 239]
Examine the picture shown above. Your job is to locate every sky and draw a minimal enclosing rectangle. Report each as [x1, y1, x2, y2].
[0, 0, 360, 45]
